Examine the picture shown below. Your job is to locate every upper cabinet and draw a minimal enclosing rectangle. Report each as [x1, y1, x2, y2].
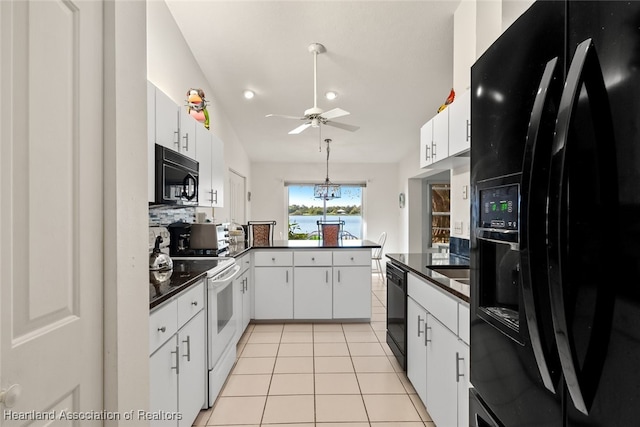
[448, 89, 471, 156]
[196, 124, 225, 208]
[149, 83, 196, 160]
[419, 89, 471, 169]
[148, 81, 225, 207]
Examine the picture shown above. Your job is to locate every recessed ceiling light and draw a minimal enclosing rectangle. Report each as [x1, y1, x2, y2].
[325, 91, 338, 100]
[243, 90, 255, 99]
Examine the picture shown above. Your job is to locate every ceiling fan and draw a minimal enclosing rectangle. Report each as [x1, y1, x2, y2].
[266, 43, 360, 135]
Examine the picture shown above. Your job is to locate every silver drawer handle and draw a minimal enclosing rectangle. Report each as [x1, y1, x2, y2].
[191, 301, 198, 306]
[157, 326, 166, 333]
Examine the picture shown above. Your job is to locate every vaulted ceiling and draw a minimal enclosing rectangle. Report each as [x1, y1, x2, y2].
[166, 1, 462, 164]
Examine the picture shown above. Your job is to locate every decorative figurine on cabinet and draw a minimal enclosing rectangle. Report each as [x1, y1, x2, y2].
[186, 88, 210, 129]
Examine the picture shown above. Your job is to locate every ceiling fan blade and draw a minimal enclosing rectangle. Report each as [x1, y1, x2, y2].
[320, 108, 350, 120]
[289, 123, 312, 135]
[325, 121, 360, 132]
[266, 114, 306, 120]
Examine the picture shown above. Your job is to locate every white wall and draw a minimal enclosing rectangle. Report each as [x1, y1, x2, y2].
[146, 0, 252, 222]
[396, 141, 425, 253]
[251, 161, 399, 255]
[453, 0, 477, 93]
[450, 161, 471, 239]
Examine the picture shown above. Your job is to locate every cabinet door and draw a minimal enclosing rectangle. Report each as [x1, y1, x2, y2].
[179, 109, 197, 159]
[196, 123, 213, 207]
[456, 340, 470, 427]
[425, 314, 458, 427]
[419, 120, 433, 168]
[178, 310, 206, 427]
[154, 87, 180, 150]
[407, 297, 428, 405]
[254, 267, 293, 319]
[150, 336, 179, 427]
[210, 133, 225, 208]
[294, 267, 332, 319]
[148, 81, 156, 202]
[242, 274, 252, 332]
[332, 266, 371, 319]
[431, 109, 449, 164]
[233, 272, 245, 343]
[448, 89, 471, 156]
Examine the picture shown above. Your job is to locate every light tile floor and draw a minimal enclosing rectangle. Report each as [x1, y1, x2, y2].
[193, 274, 435, 427]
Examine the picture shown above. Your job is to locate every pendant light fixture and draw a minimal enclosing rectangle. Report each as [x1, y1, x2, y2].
[314, 139, 341, 200]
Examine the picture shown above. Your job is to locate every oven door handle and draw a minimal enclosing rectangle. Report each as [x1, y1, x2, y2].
[209, 265, 241, 289]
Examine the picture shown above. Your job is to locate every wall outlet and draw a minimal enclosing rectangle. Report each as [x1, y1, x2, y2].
[455, 221, 463, 234]
[462, 185, 468, 200]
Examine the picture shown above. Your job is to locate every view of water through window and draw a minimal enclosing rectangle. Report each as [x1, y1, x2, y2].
[288, 184, 363, 239]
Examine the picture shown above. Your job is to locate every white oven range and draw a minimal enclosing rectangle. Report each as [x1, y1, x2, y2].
[172, 256, 241, 407]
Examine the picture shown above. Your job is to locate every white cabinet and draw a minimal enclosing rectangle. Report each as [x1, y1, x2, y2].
[234, 254, 252, 342]
[448, 89, 471, 156]
[295, 267, 333, 319]
[407, 297, 428, 405]
[419, 120, 433, 168]
[150, 336, 178, 426]
[425, 314, 459, 427]
[154, 85, 181, 152]
[254, 267, 293, 319]
[149, 281, 206, 427]
[431, 109, 449, 164]
[406, 272, 469, 427]
[196, 125, 225, 208]
[179, 109, 197, 160]
[332, 250, 372, 319]
[177, 310, 206, 427]
[333, 265, 371, 319]
[148, 81, 157, 202]
[210, 133, 225, 208]
[456, 340, 470, 427]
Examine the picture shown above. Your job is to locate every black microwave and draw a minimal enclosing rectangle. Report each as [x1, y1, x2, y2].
[154, 144, 199, 206]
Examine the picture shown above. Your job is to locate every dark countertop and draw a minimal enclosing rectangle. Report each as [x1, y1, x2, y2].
[386, 253, 470, 303]
[149, 259, 223, 310]
[151, 240, 381, 309]
[245, 239, 381, 249]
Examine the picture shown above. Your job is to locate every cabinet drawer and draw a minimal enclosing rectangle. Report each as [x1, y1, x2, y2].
[332, 250, 371, 266]
[294, 250, 332, 266]
[177, 281, 205, 327]
[253, 250, 293, 266]
[458, 303, 470, 344]
[237, 253, 251, 273]
[150, 300, 178, 355]
[408, 272, 458, 334]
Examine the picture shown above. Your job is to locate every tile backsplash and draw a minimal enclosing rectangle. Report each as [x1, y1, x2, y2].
[149, 205, 196, 226]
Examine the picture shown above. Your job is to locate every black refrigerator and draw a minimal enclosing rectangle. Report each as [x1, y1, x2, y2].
[470, 1, 640, 426]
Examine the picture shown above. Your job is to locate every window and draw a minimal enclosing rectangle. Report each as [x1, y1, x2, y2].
[287, 184, 363, 240]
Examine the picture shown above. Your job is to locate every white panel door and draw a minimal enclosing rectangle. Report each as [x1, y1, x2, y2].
[0, 0, 103, 419]
[155, 86, 180, 150]
[179, 109, 197, 159]
[229, 169, 246, 224]
[196, 123, 213, 207]
[254, 267, 293, 319]
[294, 267, 332, 319]
[210, 133, 225, 208]
[407, 297, 428, 405]
[332, 266, 371, 319]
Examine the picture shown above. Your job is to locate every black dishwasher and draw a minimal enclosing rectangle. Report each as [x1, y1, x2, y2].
[386, 262, 407, 370]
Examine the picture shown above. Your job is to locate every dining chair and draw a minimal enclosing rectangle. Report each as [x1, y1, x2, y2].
[247, 220, 276, 246]
[372, 231, 387, 281]
[317, 220, 345, 246]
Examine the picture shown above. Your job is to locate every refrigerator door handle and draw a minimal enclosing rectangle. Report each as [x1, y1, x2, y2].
[520, 56, 562, 394]
[548, 38, 617, 416]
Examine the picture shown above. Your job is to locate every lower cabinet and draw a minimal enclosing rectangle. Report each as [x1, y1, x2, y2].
[234, 254, 252, 342]
[149, 281, 206, 427]
[333, 265, 372, 319]
[254, 266, 293, 319]
[294, 267, 333, 319]
[407, 273, 469, 427]
[407, 297, 428, 405]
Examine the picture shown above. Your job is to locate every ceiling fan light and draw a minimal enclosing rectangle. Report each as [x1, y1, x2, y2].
[243, 90, 255, 99]
[325, 91, 338, 100]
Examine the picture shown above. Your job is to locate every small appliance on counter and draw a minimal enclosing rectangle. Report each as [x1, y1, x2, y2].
[167, 221, 229, 256]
